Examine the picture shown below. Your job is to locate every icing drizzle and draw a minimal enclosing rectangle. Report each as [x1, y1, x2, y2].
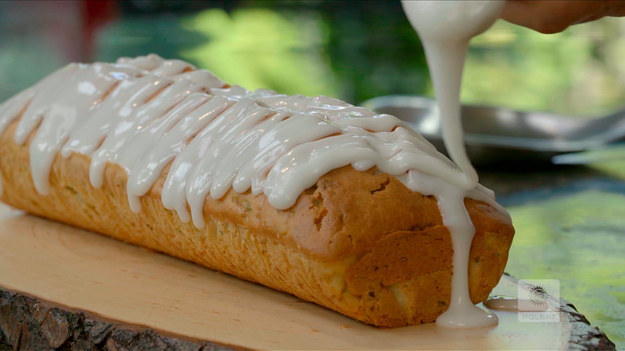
[0, 54, 502, 224]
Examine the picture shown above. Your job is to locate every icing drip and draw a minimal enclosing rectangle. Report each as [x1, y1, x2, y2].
[402, 0, 506, 328]
[0, 53, 510, 327]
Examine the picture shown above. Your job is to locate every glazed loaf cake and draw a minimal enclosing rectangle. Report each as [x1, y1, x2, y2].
[0, 55, 514, 327]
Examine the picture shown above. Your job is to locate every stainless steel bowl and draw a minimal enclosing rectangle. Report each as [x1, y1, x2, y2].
[362, 95, 625, 165]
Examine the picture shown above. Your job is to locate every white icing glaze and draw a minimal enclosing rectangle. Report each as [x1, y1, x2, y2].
[402, 0, 505, 328]
[0, 53, 510, 328]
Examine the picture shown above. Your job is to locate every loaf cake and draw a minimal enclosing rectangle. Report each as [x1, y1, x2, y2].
[0, 54, 514, 327]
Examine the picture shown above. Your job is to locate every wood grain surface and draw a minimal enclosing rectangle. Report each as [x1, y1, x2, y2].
[0, 204, 615, 350]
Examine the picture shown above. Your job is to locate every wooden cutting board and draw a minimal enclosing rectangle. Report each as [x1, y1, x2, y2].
[0, 204, 615, 350]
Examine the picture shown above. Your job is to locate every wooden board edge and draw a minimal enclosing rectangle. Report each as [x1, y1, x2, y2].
[0, 287, 250, 351]
[509, 273, 616, 351]
[558, 299, 616, 351]
[1, 274, 617, 351]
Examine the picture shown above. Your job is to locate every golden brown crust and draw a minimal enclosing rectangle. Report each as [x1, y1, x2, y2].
[0, 119, 514, 327]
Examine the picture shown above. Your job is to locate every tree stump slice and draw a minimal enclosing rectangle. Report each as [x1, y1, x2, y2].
[0, 289, 240, 351]
[0, 205, 616, 350]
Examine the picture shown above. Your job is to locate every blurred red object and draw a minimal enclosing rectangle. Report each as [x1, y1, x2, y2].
[0, 0, 118, 62]
[82, 0, 118, 60]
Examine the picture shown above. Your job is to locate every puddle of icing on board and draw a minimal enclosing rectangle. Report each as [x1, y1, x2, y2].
[401, 0, 506, 328]
[0, 28, 508, 330]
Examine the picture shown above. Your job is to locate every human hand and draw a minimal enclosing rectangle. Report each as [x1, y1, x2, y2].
[501, 0, 625, 34]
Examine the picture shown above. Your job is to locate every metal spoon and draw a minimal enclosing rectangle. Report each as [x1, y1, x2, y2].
[362, 95, 625, 165]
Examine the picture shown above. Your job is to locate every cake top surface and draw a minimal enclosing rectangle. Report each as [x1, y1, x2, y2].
[0, 54, 503, 227]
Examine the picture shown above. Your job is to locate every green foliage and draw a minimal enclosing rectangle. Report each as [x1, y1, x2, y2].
[180, 8, 337, 98]
[464, 19, 625, 117]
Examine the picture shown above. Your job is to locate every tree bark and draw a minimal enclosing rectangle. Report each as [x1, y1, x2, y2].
[0, 289, 243, 351]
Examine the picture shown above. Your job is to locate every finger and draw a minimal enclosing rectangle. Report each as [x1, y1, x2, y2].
[501, 0, 606, 34]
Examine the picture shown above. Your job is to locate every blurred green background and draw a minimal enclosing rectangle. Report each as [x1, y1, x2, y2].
[3, 0, 625, 117]
[1, 1, 624, 349]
